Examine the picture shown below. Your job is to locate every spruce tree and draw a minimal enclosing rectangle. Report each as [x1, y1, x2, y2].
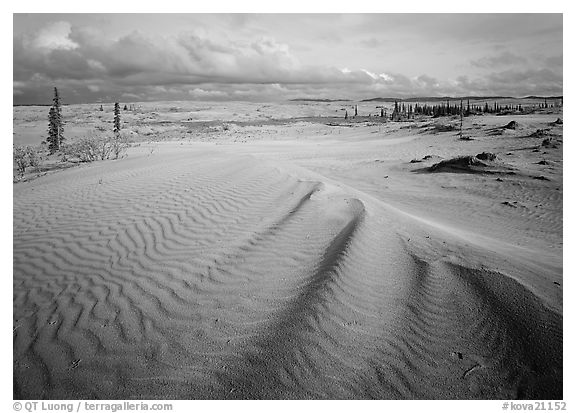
[47, 107, 58, 153]
[55, 88, 63, 144]
[114, 103, 121, 136]
[459, 100, 463, 139]
[47, 87, 64, 153]
[53, 87, 60, 111]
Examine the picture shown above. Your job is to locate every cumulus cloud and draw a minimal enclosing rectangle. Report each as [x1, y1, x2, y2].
[13, 18, 563, 104]
[28, 21, 78, 51]
[414, 75, 440, 90]
[188, 88, 227, 98]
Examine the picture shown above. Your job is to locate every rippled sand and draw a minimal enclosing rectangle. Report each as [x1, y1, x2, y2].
[13, 108, 562, 399]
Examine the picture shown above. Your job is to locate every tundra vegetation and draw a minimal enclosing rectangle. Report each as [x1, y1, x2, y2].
[14, 92, 131, 182]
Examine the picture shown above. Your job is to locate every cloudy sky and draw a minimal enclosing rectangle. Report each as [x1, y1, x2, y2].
[13, 13, 563, 104]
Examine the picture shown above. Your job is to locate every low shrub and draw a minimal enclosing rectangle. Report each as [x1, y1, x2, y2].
[62, 131, 131, 163]
[110, 132, 130, 159]
[13, 145, 41, 177]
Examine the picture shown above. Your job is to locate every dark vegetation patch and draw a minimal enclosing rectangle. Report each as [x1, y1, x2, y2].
[428, 156, 488, 172]
[550, 118, 563, 125]
[432, 124, 457, 133]
[503, 120, 518, 130]
[502, 201, 517, 208]
[476, 152, 497, 161]
[423, 152, 515, 175]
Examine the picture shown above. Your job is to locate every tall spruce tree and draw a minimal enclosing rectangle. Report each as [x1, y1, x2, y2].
[47, 107, 58, 153]
[47, 87, 64, 153]
[114, 103, 121, 136]
[459, 100, 463, 139]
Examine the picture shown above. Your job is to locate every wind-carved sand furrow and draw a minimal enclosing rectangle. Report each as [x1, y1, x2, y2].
[122, 179, 334, 376]
[124, 190, 356, 393]
[385, 252, 563, 399]
[262, 183, 323, 236]
[145, 180, 326, 298]
[195, 199, 326, 299]
[444, 262, 562, 398]
[217, 198, 366, 399]
[384, 255, 505, 398]
[220, 181, 323, 257]
[146, 182, 331, 324]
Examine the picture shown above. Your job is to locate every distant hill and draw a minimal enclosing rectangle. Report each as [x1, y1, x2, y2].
[362, 96, 513, 103]
[289, 98, 351, 102]
[13, 103, 58, 107]
[522, 95, 563, 100]
[362, 96, 563, 103]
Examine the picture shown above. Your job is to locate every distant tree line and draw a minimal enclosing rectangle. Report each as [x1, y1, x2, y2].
[389, 98, 561, 121]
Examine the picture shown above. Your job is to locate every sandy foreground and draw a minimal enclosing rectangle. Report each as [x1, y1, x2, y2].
[13, 104, 562, 399]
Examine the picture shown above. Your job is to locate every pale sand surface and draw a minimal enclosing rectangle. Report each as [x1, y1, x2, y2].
[13, 104, 562, 399]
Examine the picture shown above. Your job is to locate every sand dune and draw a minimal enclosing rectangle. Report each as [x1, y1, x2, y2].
[13, 109, 562, 399]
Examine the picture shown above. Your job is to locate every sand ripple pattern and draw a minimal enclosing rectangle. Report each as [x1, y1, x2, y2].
[13, 150, 561, 399]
